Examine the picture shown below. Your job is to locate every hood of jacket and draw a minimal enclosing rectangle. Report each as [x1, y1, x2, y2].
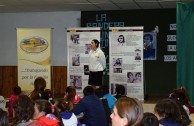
[60, 112, 73, 120]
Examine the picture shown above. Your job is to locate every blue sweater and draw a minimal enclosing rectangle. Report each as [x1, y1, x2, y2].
[159, 118, 182, 126]
[73, 95, 107, 126]
[103, 94, 117, 112]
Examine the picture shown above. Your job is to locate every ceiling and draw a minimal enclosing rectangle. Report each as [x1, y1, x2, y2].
[0, 0, 193, 13]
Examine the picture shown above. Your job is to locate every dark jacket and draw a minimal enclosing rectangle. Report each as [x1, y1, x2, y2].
[73, 95, 107, 126]
[159, 118, 182, 126]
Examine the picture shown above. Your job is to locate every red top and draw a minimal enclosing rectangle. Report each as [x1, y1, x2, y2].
[33, 116, 60, 126]
[74, 94, 81, 104]
[8, 94, 19, 117]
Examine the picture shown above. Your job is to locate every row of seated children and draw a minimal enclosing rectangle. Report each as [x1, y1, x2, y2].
[1, 90, 193, 126]
[3, 77, 126, 125]
[2, 76, 194, 126]
[0, 95, 190, 126]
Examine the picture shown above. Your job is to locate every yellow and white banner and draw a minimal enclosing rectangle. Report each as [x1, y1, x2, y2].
[17, 28, 51, 91]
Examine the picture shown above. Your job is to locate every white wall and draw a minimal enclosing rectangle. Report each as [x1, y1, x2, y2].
[0, 11, 81, 66]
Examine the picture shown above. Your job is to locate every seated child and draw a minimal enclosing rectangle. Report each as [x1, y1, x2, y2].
[64, 86, 81, 104]
[33, 100, 60, 126]
[8, 86, 21, 117]
[54, 98, 81, 126]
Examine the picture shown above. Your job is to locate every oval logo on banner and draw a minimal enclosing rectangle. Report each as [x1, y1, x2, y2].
[20, 37, 48, 53]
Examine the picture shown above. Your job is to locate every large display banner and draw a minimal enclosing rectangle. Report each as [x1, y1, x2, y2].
[67, 28, 100, 94]
[17, 28, 51, 91]
[109, 27, 144, 100]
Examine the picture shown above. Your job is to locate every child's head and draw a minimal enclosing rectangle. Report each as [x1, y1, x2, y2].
[34, 77, 46, 91]
[111, 97, 143, 126]
[142, 112, 159, 126]
[154, 99, 181, 121]
[12, 95, 34, 124]
[83, 86, 95, 96]
[95, 87, 104, 98]
[64, 86, 76, 102]
[13, 86, 21, 95]
[33, 100, 52, 119]
[0, 108, 9, 126]
[54, 99, 73, 112]
[45, 89, 52, 97]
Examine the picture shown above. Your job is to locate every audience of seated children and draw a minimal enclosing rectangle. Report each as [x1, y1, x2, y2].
[12, 95, 35, 126]
[29, 77, 48, 100]
[154, 99, 183, 126]
[0, 108, 9, 126]
[102, 85, 117, 112]
[142, 112, 159, 126]
[8, 86, 21, 118]
[95, 87, 111, 125]
[33, 100, 59, 126]
[64, 86, 81, 104]
[114, 84, 126, 99]
[73, 86, 108, 126]
[54, 98, 81, 126]
[110, 96, 143, 126]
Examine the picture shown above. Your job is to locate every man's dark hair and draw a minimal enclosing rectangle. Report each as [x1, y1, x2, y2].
[83, 86, 95, 96]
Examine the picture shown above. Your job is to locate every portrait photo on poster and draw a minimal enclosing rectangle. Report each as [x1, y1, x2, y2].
[111, 34, 126, 46]
[111, 83, 127, 95]
[134, 49, 141, 60]
[143, 32, 157, 60]
[70, 34, 80, 44]
[70, 75, 82, 90]
[72, 54, 80, 66]
[127, 72, 142, 83]
[113, 58, 122, 67]
[85, 44, 91, 54]
[117, 35, 125, 46]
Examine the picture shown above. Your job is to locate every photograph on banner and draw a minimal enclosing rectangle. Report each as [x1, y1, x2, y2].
[72, 54, 80, 66]
[127, 72, 142, 83]
[85, 44, 91, 54]
[111, 83, 127, 96]
[84, 65, 90, 75]
[70, 34, 80, 44]
[70, 75, 82, 90]
[143, 32, 157, 60]
[109, 27, 144, 100]
[113, 58, 123, 73]
[67, 28, 100, 94]
[135, 49, 141, 60]
[111, 34, 126, 46]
